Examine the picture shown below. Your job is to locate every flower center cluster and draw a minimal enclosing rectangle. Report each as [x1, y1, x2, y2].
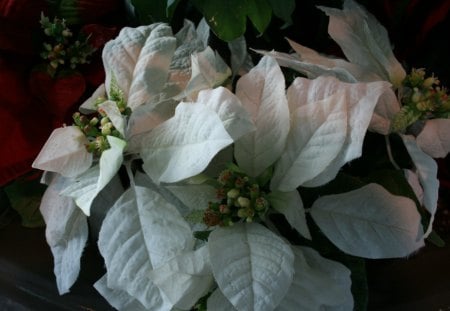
[203, 168, 270, 227]
[392, 68, 450, 132]
[73, 77, 130, 156]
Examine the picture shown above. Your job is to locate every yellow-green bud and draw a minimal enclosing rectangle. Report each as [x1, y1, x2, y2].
[237, 197, 250, 208]
[227, 188, 240, 199]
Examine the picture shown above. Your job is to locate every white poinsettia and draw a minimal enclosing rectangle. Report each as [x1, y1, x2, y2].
[31, 11, 446, 311]
[255, 0, 405, 135]
[33, 20, 232, 299]
[136, 55, 401, 310]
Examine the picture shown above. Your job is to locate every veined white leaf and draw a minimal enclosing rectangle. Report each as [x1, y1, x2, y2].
[268, 190, 311, 239]
[416, 119, 450, 158]
[166, 20, 207, 99]
[98, 185, 193, 309]
[319, 0, 406, 86]
[270, 90, 348, 192]
[401, 135, 439, 237]
[61, 136, 126, 216]
[141, 102, 233, 184]
[149, 246, 214, 310]
[404, 169, 424, 205]
[98, 100, 126, 137]
[103, 24, 177, 110]
[276, 246, 353, 311]
[195, 18, 210, 49]
[32, 126, 92, 178]
[166, 184, 216, 211]
[94, 275, 149, 311]
[310, 183, 425, 259]
[79, 83, 106, 113]
[234, 56, 289, 178]
[178, 47, 231, 100]
[197, 87, 255, 141]
[126, 99, 178, 153]
[287, 38, 381, 82]
[39, 174, 88, 295]
[207, 289, 237, 311]
[369, 88, 400, 135]
[134, 185, 195, 267]
[228, 36, 253, 77]
[208, 223, 295, 311]
[277, 76, 391, 188]
[254, 48, 361, 83]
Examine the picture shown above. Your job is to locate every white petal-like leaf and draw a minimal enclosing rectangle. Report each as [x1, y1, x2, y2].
[228, 36, 253, 77]
[134, 186, 195, 267]
[401, 134, 439, 237]
[310, 183, 425, 259]
[79, 83, 106, 113]
[404, 169, 424, 205]
[208, 223, 295, 311]
[98, 185, 194, 309]
[179, 46, 231, 100]
[369, 88, 400, 135]
[276, 76, 391, 189]
[126, 99, 178, 153]
[149, 246, 214, 310]
[254, 49, 362, 83]
[268, 190, 311, 239]
[61, 136, 126, 215]
[98, 100, 126, 137]
[39, 174, 88, 294]
[416, 119, 450, 158]
[94, 275, 149, 311]
[287, 38, 381, 82]
[271, 90, 348, 191]
[276, 246, 353, 311]
[166, 184, 216, 211]
[234, 56, 289, 177]
[141, 102, 233, 184]
[32, 126, 92, 178]
[103, 24, 177, 110]
[319, 0, 406, 86]
[197, 87, 255, 141]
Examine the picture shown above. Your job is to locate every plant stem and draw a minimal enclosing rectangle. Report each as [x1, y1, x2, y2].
[384, 135, 401, 170]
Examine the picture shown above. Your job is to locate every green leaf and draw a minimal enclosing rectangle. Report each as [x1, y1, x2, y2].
[131, 0, 170, 24]
[267, 0, 295, 26]
[4, 174, 46, 228]
[191, 0, 272, 41]
[46, 0, 79, 24]
[167, 0, 182, 20]
[245, 0, 272, 35]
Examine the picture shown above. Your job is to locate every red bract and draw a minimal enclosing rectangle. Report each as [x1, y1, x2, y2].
[29, 70, 87, 125]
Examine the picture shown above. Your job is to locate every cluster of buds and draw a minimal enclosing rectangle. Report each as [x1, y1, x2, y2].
[39, 13, 95, 74]
[203, 167, 271, 227]
[392, 68, 450, 132]
[72, 105, 126, 156]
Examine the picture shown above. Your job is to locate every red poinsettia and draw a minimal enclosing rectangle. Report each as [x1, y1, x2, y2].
[0, 0, 122, 186]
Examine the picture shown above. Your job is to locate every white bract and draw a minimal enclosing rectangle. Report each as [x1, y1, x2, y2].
[32, 11, 443, 311]
[32, 126, 93, 177]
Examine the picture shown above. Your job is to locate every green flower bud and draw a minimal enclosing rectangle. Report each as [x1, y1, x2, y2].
[89, 117, 99, 126]
[255, 197, 269, 212]
[237, 196, 250, 208]
[227, 188, 240, 199]
[100, 117, 110, 126]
